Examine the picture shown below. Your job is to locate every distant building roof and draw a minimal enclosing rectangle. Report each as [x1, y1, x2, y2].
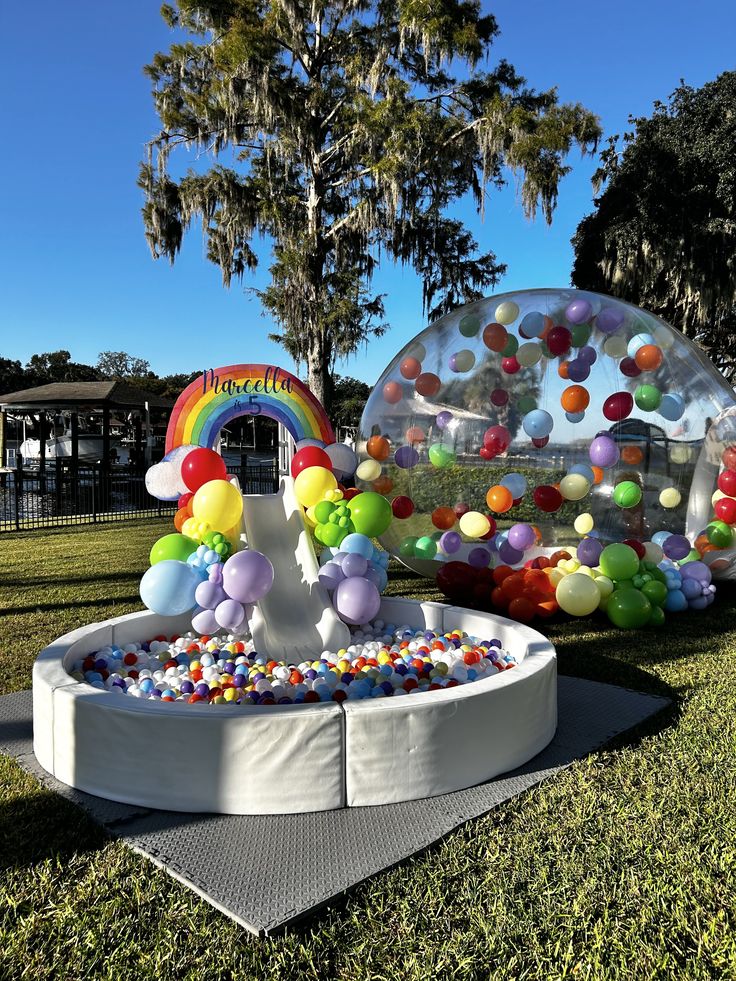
[0, 381, 172, 411]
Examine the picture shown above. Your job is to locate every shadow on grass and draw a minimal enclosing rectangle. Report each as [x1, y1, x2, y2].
[5, 571, 144, 589]
[1, 595, 142, 617]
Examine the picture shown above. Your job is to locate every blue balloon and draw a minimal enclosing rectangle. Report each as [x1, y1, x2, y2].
[627, 333, 655, 358]
[140, 560, 200, 616]
[565, 411, 585, 424]
[341, 533, 375, 558]
[664, 588, 688, 612]
[652, 530, 672, 546]
[522, 409, 554, 439]
[569, 463, 595, 483]
[659, 393, 685, 421]
[520, 311, 546, 338]
[500, 472, 527, 499]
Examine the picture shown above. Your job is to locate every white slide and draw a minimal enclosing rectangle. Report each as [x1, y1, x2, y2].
[240, 477, 351, 661]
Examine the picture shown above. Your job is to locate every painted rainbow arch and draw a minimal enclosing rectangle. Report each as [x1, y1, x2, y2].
[165, 365, 335, 452]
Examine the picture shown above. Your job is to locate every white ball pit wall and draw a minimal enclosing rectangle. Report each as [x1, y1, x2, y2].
[33, 600, 556, 815]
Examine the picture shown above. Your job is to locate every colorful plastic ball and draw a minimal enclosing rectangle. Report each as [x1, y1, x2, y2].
[500, 472, 527, 499]
[556, 573, 600, 616]
[355, 459, 382, 482]
[634, 384, 662, 412]
[596, 306, 625, 334]
[635, 344, 663, 371]
[431, 506, 456, 530]
[486, 485, 514, 514]
[659, 487, 682, 509]
[534, 485, 563, 513]
[516, 342, 542, 367]
[449, 349, 476, 373]
[659, 393, 685, 421]
[415, 372, 441, 397]
[662, 534, 691, 561]
[399, 356, 422, 379]
[291, 445, 333, 477]
[436, 410, 454, 428]
[502, 356, 521, 374]
[391, 496, 415, 519]
[459, 313, 481, 337]
[394, 445, 419, 469]
[707, 520, 733, 548]
[482, 322, 508, 352]
[439, 531, 462, 554]
[577, 537, 603, 567]
[428, 443, 456, 468]
[560, 385, 590, 413]
[382, 381, 403, 404]
[599, 543, 640, 581]
[603, 392, 634, 421]
[490, 388, 509, 407]
[294, 466, 338, 507]
[181, 448, 228, 493]
[347, 492, 393, 537]
[717, 469, 736, 496]
[560, 474, 590, 502]
[150, 533, 199, 565]
[714, 497, 736, 524]
[494, 301, 519, 325]
[507, 523, 536, 551]
[222, 549, 274, 603]
[140, 560, 200, 616]
[523, 409, 554, 439]
[459, 511, 491, 538]
[613, 481, 642, 509]
[619, 356, 642, 378]
[546, 325, 572, 355]
[627, 333, 655, 357]
[606, 588, 652, 629]
[574, 513, 594, 535]
[366, 435, 391, 461]
[589, 435, 619, 468]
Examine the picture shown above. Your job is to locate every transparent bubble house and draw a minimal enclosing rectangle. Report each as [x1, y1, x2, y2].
[356, 288, 736, 576]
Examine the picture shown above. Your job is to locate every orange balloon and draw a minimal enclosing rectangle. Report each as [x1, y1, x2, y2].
[621, 444, 644, 465]
[549, 549, 572, 566]
[405, 426, 426, 445]
[486, 484, 514, 513]
[492, 564, 514, 586]
[558, 360, 570, 379]
[560, 384, 590, 413]
[508, 597, 536, 622]
[634, 344, 663, 371]
[491, 586, 509, 608]
[400, 356, 422, 379]
[415, 372, 441, 397]
[372, 475, 394, 494]
[501, 572, 527, 600]
[173, 507, 189, 532]
[541, 315, 554, 340]
[382, 381, 403, 404]
[591, 465, 604, 485]
[482, 322, 508, 353]
[431, 506, 456, 530]
[366, 435, 390, 461]
[536, 600, 559, 619]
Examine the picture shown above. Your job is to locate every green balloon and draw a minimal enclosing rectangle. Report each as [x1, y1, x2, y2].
[414, 536, 438, 559]
[647, 605, 666, 627]
[428, 443, 456, 468]
[707, 520, 733, 548]
[641, 579, 668, 607]
[613, 480, 642, 508]
[606, 588, 652, 628]
[571, 322, 592, 346]
[459, 314, 481, 337]
[347, 491, 393, 537]
[501, 335, 519, 357]
[315, 522, 348, 547]
[149, 533, 198, 565]
[634, 384, 662, 412]
[314, 500, 336, 524]
[599, 543, 640, 581]
[398, 536, 418, 557]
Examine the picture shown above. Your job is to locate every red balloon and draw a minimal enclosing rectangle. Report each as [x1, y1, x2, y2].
[722, 447, 736, 470]
[177, 492, 194, 509]
[717, 469, 736, 496]
[342, 487, 360, 500]
[484, 425, 511, 452]
[453, 502, 470, 518]
[603, 391, 634, 422]
[181, 448, 228, 492]
[533, 485, 563, 513]
[620, 356, 642, 378]
[532, 436, 549, 448]
[546, 325, 572, 356]
[391, 495, 415, 519]
[436, 561, 476, 600]
[479, 446, 496, 460]
[490, 388, 509, 407]
[623, 538, 646, 559]
[502, 356, 521, 374]
[290, 446, 333, 477]
[715, 496, 736, 524]
[479, 516, 497, 540]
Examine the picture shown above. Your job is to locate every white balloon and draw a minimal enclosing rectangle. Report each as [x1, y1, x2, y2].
[325, 442, 358, 478]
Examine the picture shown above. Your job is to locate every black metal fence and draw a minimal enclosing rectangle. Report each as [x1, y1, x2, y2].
[0, 460, 279, 533]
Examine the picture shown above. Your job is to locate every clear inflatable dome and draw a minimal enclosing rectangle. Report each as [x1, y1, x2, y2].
[356, 288, 736, 576]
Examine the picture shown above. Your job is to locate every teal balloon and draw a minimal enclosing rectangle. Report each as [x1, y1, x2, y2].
[139, 560, 200, 616]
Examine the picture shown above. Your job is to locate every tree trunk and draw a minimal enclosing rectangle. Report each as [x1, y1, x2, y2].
[306, 335, 333, 420]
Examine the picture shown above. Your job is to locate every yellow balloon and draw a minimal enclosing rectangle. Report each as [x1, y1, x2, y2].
[458, 510, 491, 539]
[603, 335, 628, 359]
[294, 466, 338, 508]
[547, 567, 565, 587]
[574, 512, 594, 535]
[712, 489, 726, 506]
[516, 342, 542, 367]
[222, 524, 242, 552]
[560, 474, 590, 502]
[192, 479, 243, 531]
[670, 445, 691, 464]
[182, 516, 211, 542]
[356, 459, 382, 481]
[556, 573, 601, 616]
[304, 504, 319, 528]
[494, 300, 519, 325]
[594, 574, 614, 599]
[659, 487, 682, 508]
[576, 564, 595, 578]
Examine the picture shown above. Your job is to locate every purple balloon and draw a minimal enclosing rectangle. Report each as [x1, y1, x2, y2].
[680, 560, 711, 584]
[577, 537, 603, 567]
[222, 549, 274, 603]
[566, 358, 590, 382]
[468, 547, 492, 568]
[334, 576, 381, 624]
[195, 579, 227, 610]
[191, 607, 220, 635]
[578, 345, 598, 365]
[342, 553, 368, 578]
[394, 445, 420, 469]
[680, 578, 701, 600]
[507, 523, 536, 551]
[439, 531, 462, 554]
[596, 306, 625, 334]
[363, 565, 384, 588]
[589, 435, 619, 468]
[566, 298, 593, 324]
[436, 410, 454, 429]
[215, 598, 246, 631]
[318, 561, 345, 591]
[662, 534, 691, 561]
[498, 540, 524, 565]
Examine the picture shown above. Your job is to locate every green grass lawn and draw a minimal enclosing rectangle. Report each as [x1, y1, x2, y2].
[1, 520, 735, 980]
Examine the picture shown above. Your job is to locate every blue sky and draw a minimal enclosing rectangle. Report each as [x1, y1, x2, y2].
[1, 1, 734, 386]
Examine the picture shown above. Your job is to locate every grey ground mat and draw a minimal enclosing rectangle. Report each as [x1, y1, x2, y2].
[1, 678, 670, 935]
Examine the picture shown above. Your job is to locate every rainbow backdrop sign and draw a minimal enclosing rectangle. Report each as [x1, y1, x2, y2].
[165, 365, 335, 452]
